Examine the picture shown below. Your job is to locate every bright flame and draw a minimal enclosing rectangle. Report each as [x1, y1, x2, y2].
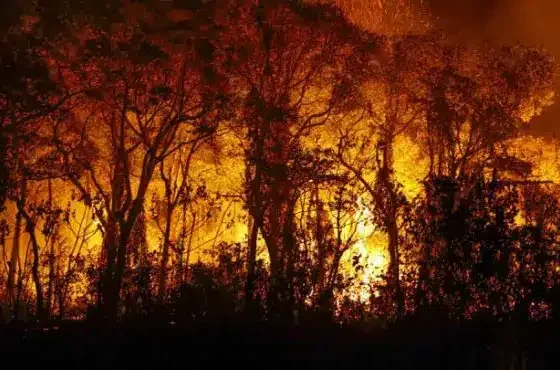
[345, 197, 389, 303]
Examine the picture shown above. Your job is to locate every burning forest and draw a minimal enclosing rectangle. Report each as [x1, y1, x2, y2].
[1, 0, 560, 368]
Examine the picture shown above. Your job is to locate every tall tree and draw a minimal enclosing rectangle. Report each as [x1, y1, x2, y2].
[50, 23, 225, 321]
[216, 0, 362, 319]
[335, 34, 435, 316]
[414, 40, 555, 311]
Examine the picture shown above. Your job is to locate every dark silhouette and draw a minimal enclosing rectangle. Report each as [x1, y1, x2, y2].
[0, 1, 559, 369]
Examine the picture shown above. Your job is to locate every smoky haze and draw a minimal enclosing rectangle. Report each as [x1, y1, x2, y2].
[426, 0, 560, 136]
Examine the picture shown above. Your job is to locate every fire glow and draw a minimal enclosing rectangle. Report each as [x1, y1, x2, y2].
[0, 0, 558, 325]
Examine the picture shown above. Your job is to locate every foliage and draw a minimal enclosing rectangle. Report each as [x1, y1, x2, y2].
[0, 0, 558, 329]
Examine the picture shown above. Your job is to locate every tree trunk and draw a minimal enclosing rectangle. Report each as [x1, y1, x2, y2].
[245, 136, 262, 316]
[314, 185, 329, 304]
[245, 218, 259, 317]
[28, 227, 44, 322]
[379, 138, 404, 316]
[46, 180, 55, 321]
[416, 180, 435, 310]
[387, 217, 404, 316]
[103, 130, 128, 322]
[102, 160, 155, 322]
[46, 233, 56, 321]
[58, 287, 66, 321]
[112, 220, 132, 320]
[283, 203, 297, 322]
[7, 200, 23, 319]
[23, 215, 44, 323]
[185, 212, 196, 277]
[16, 180, 45, 323]
[111, 199, 150, 321]
[158, 205, 174, 303]
[101, 220, 119, 321]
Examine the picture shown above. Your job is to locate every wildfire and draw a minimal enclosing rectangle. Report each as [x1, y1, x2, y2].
[1, 0, 557, 324]
[307, 0, 431, 34]
[341, 196, 389, 303]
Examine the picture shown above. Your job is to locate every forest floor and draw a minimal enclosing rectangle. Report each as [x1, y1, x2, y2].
[0, 319, 558, 369]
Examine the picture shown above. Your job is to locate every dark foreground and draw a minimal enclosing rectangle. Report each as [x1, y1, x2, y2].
[1, 318, 559, 370]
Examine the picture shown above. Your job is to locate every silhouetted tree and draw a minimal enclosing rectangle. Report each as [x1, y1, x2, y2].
[215, 0, 363, 320]
[50, 23, 226, 321]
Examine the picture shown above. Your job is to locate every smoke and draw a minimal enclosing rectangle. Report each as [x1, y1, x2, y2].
[327, 0, 559, 134]
[426, 0, 507, 40]
[426, 0, 560, 135]
[426, 0, 554, 44]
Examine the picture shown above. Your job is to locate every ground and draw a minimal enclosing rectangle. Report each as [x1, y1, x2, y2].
[1, 318, 559, 369]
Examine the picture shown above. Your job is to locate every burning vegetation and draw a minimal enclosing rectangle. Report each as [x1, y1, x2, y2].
[0, 0, 559, 336]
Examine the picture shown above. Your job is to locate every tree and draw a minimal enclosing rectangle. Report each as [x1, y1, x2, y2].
[335, 34, 434, 316]
[50, 23, 226, 321]
[297, 173, 368, 317]
[154, 139, 216, 303]
[215, 0, 362, 319]
[413, 39, 555, 313]
[0, 31, 63, 210]
[421, 41, 555, 180]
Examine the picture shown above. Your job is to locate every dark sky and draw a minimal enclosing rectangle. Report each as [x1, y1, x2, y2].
[426, 0, 560, 136]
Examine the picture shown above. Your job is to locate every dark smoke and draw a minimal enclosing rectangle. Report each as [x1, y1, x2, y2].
[426, 0, 504, 39]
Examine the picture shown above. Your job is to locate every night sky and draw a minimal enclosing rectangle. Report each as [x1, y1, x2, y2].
[427, 0, 560, 136]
